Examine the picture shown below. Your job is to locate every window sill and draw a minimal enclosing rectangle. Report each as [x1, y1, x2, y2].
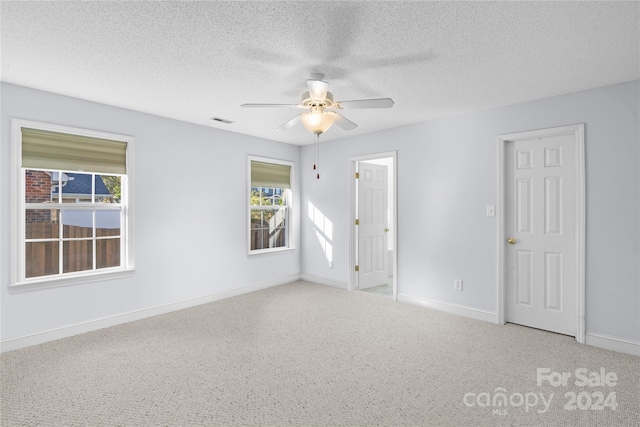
[248, 247, 296, 256]
[8, 268, 135, 293]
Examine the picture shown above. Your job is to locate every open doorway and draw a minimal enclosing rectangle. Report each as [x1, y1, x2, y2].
[349, 152, 397, 300]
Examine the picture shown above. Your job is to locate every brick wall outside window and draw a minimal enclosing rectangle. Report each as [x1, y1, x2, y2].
[25, 170, 52, 223]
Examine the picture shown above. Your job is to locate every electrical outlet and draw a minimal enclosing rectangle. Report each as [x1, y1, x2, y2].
[454, 279, 463, 291]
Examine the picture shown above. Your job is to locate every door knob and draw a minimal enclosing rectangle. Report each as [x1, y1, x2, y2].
[384, 228, 389, 232]
[507, 237, 516, 245]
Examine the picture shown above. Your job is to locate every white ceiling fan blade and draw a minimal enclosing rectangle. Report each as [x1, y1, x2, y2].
[327, 111, 357, 131]
[241, 103, 300, 108]
[335, 98, 394, 109]
[276, 115, 302, 131]
[307, 79, 329, 101]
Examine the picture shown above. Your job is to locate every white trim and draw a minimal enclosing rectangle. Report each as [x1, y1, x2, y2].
[0, 274, 301, 353]
[349, 160, 357, 291]
[9, 268, 135, 292]
[247, 155, 295, 255]
[397, 293, 498, 324]
[300, 273, 348, 290]
[10, 120, 22, 286]
[585, 333, 640, 357]
[497, 124, 586, 343]
[10, 119, 135, 288]
[348, 151, 398, 300]
[247, 247, 296, 257]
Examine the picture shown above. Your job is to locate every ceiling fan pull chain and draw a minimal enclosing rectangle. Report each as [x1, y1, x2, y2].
[316, 133, 320, 179]
[313, 132, 317, 171]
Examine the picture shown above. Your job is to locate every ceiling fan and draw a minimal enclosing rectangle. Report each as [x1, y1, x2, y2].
[241, 73, 394, 135]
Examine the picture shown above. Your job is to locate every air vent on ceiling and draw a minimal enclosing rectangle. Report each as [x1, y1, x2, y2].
[210, 117, 234, 124]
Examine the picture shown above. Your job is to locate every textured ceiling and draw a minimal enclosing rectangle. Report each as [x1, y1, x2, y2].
[1, 1, 638, 146]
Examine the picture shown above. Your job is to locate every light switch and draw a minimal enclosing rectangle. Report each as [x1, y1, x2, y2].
[486, 205, 496, 217]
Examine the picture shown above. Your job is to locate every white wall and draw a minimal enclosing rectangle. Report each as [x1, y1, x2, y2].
[301, 80, 639, 344]
[1, 83, 301, 342]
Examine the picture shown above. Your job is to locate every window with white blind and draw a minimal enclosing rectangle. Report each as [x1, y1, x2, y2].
[249, 157, 293, 253]
[11, 120, 135, 289]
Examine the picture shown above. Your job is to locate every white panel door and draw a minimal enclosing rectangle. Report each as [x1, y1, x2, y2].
[506, 133, 576, 335]
[358, 162, 388, 289]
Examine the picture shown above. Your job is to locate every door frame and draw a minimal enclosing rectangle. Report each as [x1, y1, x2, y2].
[497, 124, 585, 343]
[349, 151, 398, 300]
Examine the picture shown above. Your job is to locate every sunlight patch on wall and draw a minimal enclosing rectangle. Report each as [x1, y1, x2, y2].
[308, 201, 333, 267]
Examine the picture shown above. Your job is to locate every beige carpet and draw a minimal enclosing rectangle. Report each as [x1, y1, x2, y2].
[1, 281, 639, 426]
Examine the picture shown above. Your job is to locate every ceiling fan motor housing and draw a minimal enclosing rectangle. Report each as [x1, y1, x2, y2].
[301, 91, 334, 109]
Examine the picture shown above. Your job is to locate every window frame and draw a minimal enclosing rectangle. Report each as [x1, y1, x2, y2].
[247, 156, 294, 255]
[10, 119, 135, 290]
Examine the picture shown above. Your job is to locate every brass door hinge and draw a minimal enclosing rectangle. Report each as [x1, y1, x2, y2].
[355, 219, 359, 225]
[355, 172, 359, 179]
[355, 265, 359, 272]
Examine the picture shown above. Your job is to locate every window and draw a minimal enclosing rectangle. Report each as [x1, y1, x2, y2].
[11, 120, 134, 288]
[249, 158, 293, 253]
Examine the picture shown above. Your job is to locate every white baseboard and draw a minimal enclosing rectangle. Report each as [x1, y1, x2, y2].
[397, 293, 498, 324]
[0, 274, 301, 353]
[585, 332, 640, 356]
[300, 273, 348, 290]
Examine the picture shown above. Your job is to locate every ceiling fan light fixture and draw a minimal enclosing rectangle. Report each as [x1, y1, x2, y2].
[241, 75, 394, 136]
[301, 107, 334, 135]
